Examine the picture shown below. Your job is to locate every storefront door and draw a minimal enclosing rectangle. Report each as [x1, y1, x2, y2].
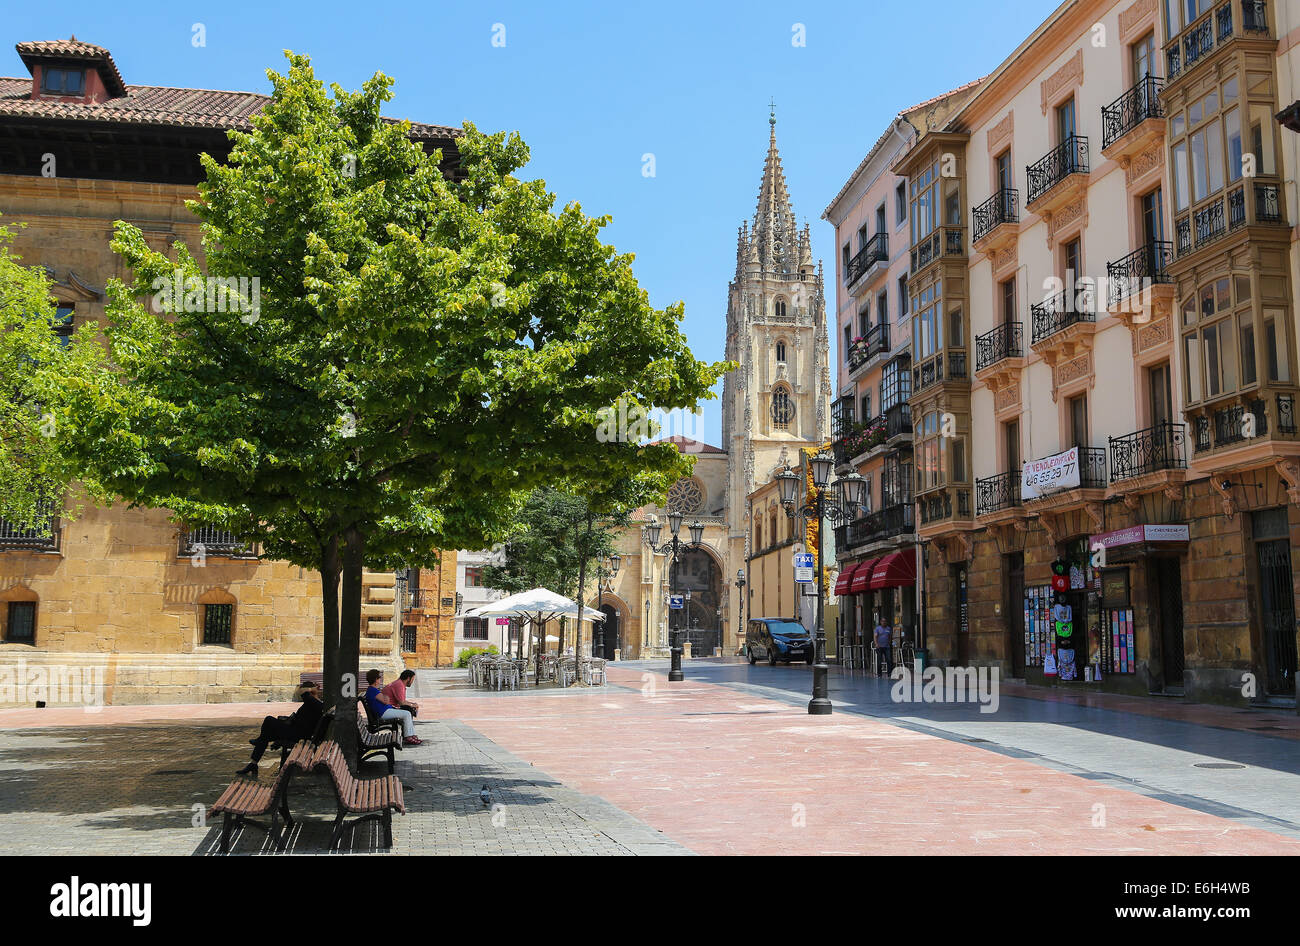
[1257, 539, 1297, 696]
[1152, 557, 1185, 689]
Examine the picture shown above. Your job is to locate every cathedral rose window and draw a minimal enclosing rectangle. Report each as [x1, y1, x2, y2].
[666, 477, 705, 514]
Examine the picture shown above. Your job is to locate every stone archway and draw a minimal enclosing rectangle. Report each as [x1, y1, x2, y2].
[674, 546, 723, 656]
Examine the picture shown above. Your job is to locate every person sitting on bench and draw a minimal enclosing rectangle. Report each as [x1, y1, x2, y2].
[381, 669, 420, 718]
[366, 669, 421, 746]
[237, 681, 324, 777]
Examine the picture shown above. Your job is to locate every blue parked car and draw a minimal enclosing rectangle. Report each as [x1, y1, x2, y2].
[746, 618, 814, 666]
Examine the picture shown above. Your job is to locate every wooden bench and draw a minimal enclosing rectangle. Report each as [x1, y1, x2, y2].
[356, 698, 403, 773]
[310, 740, 406, 850]
[211, 740, 317, 853]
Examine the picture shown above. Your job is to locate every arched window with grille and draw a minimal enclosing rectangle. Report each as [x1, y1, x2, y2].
[770, 385, 793, 431]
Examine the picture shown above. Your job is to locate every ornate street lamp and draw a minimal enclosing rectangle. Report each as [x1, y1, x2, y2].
[779, 458, 865, 715]
[594, 551, 621, 659]
[734, 567, 747, 654]
[643, 513, 704, 681]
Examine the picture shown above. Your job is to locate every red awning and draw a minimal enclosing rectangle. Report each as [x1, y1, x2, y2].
[834, 562, 861, 596]
[870, 550, 917, 589]
[849, 558, 879, 595]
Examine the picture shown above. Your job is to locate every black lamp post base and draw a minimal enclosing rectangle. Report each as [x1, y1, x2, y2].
[808, 663, 832, 715]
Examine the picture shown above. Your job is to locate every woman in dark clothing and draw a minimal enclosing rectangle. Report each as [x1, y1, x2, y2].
[236, 681, 325, 777]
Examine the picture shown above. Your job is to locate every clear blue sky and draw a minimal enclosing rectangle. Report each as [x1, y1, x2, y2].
[6, 0, 1062, 446]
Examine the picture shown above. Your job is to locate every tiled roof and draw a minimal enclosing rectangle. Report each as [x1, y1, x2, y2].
[0, 76, 460, 140]
[650, 436, 727, 455]
[16, 39, 126, 96]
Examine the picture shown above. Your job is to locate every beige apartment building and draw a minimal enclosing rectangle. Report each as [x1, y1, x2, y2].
[886, 0, 1299, 707]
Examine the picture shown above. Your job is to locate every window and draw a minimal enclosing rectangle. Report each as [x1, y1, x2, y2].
[842, 243, 851, 274]
[950, 437, 966, 483]
[895, 181, 907, 225]
[41, 67, 84, 96]
[858, 303, 871, 337]
[1169, 77, 1255, 215]
[948, 308, 964, 348]
[898, 275, 908, 316]
[917, 411, 943, 491]
[1004, 419, 1020, 473]
[1056, 97, 1076, 143]
[203, 604, 233, 646]
[913, 282, 943, 358]
[910, 162, 939, 245]
[463, 617, 489, 640]
[1000, 278, 1016, 324]
[877, 290, 888, 325]
[1063, 239, 1082, 285]
[465, 567, 483, 587]
[843, 324, 852, 353]
[1131, 32, 1156, 81]
[881, 358, 910, 411]
[771, 386, 793, 430]
[769, 510, 779, 547]
[1069, 394, 1089, 449]
[1148, 363, 1173, 427]
[861, 391, 872, 423]
[995, 151, 1012, 193]
[774, 299, 787, 319]
[6, 602, 35, 644]
[1264, 310, 1291, 383]
[52, 305, 74, 347]
[875, 204, 887, 235]
[1180, 276, 1277, 404]
[754, 519, 763, 549]
[776, 340, 787, 363]
[858, 223, 868, 250]
[1141, 189, 1165, 245]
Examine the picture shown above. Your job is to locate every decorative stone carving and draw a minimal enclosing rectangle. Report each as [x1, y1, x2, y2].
[1055, 353, 1092, 392]
[990, 244, 1017, 275]
[1137, 317, 1169, 352]
[994, 384, 1020, 413]
[1124, 144, 1162, 185]
[987, 111, 1014, 155]
[1039, 513, 1059, 546]
[955, 532, 973, 562]
[1047, 198, 1088, 248]
[1118, 0, 1158, 41]
[1210, 477, 1237, 520]
[1274, 459, 1300, 506]
[1085, 502, 1105, 533]
[1041, 49, 1084, 116]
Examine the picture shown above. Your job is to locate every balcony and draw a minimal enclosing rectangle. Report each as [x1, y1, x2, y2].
[1165, 1, 1271, 85]
[975, 471, 1022, 517]
[178, 525, 257, 559]
[971, 189, 1019, 250]
[975, 321, 1024, 374]
[1191, 394, 1299, 459]
[910, 227, 964, 276]
[917, 486, 972, 529]
[1101, 75, 1165, 157]
[911, 350, 967, 395]
[831, 398, 856, 467]
[1025, 135, 1089, 212]
[1030, 287, 1096, 348]
[835, 416, 888, 463]
[1109, 422, 1187, 482]
[846, 232, 888, 288]
[847, 322, 890, 376]
[1174, 179, 1287, 260]
[1107, 241, 1173, 310]
[0, 508, 60, 552]
[835, 503, 915, 551]
[884, 402, 913, 443]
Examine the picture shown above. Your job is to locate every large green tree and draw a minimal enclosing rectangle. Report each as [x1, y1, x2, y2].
[56, 53, 725, 761]
[0, 218, 101, 531]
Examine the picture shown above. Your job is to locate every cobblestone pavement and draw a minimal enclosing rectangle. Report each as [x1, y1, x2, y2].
[0, 710, 685, 855]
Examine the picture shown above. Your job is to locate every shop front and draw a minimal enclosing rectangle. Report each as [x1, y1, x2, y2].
[834, 557, 877, 667]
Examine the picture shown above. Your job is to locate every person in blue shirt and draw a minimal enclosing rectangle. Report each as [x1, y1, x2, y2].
[365, 669, 421, 745]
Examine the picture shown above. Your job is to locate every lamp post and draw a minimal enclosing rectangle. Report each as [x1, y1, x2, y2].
[776, 453, 866, 715]
[733, 568, 746, 654]
[643, 513, 705, 682]
[594, 551, 621, 659]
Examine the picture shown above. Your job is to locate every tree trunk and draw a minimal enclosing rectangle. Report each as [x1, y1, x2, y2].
[337, 524, 365, 771]
[320, 535, 341, 709]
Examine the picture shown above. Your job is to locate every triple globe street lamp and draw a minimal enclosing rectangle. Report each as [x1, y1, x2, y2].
[643, 511, 704, 682]
[775, 451, 867, 716]
[593, 551, 621, 659]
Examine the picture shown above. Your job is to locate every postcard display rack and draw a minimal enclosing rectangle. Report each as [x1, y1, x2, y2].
[1023, 563, 1133, 677]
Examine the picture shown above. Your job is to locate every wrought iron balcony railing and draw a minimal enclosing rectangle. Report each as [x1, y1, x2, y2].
[975, 321, 1024, 372]
[1108, 422, 1187, 481]
[0, 506, 60, 552]
[1175, 180, 1285, 256]
[972, 189, 1018, 243]
[1026, 135, 1089, 204]
[848, 322, 890, 372]
[1102, 75, 1165, 150]
[178, 525, 257, 559]
[1030, 287, 1095, 345]
[1107, 241, 1173, 307]
[911, 350, 967, 394]
[837, 503, 915, 550]
[975, 471, 1022, 516]
[846, 232, 888, 286]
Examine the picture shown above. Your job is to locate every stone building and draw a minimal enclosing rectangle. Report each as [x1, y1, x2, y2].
[0, 39, 462, 701]
[884, 0, 1299, 709]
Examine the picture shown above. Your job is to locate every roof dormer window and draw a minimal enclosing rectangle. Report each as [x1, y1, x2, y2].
[41, 67, 84, 96]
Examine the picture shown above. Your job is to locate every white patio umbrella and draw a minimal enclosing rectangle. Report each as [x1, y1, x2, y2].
[464, 588, 604, 681]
